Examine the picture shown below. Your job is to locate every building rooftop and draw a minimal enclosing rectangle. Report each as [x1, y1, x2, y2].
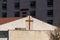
[0, 17, 22, 25]
[0, 16, 57, 31]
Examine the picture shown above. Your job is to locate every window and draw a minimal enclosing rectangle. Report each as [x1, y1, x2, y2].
[47, 10, 53, 17]
[14, 0, 20, 2]
[15, 28, 22, 30]
[30, 1, 36, 8]
[0, 31, 8, 38]
[21, 9, 29, 11]
[47, 0, 53, 7]
[2, 3, 7, 10]
[15, 2, 20, 9]
[30, 10, 36, 17]
[22, 12, 27, 17]
[22, 12, 27, 14]
[15, 11, 20, 17]
[0, 0, 1, 1]
[22, 15, 27, 17]
[47, 20, 53, 24]
[3, 0, 7, 2]
[15, 28, 26, 30]
[2, 12, 7, 17]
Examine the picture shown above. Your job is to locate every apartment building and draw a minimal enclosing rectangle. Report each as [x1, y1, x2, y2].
[0, 0, 60, 27]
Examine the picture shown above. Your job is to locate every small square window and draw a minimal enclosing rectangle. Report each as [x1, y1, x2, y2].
[47, 10, 53, 17]
[15, 11, 20, 17]
[0, 0, 1, 1]
[30, 1, 36, 8]
[22, 12, 27, 17]
[15, 28, 26, 30]
[48, 2, 53, 7]
[48, 0, 53, 2]
[15, 2, 20, 9]
[30, 10, 36, 17]
[3, 0, 7, 2]
[21, 9, 29, 11]
[2, 12, 7, 18]
[22, 12, 27, 14]
[0, 31, 8, 38]
[22, 15, 27, 17]
[47, 0, 53, 7]
[2, 3, 7, 10]
[47, 20, 53, 25]
[15, 0, 20, 1]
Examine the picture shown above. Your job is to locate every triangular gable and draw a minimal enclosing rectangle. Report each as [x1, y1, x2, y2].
[32, 17, 57, 30]
[0, 16, 57, 31]
[0, 17, 28, 31]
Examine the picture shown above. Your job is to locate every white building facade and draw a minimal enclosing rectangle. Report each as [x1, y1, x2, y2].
[0, 16, 57, 40]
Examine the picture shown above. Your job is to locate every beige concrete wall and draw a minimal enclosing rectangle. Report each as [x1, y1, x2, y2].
[9, 30, 53, 40]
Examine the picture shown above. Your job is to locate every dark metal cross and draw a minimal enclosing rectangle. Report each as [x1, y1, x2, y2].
[26, 16, 33, 30]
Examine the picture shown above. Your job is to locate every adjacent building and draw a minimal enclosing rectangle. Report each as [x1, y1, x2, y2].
[0, 0, 60, 27]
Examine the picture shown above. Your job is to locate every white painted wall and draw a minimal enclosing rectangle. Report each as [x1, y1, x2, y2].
[0, 38, 7, 40]
[9, 30, 54, 40]
[0, 16, 57, 31]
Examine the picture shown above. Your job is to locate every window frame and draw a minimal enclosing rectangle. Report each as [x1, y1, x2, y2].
[47, 0, 53, 7]
[30, 1, 36, 8]
[2, 12, 7, 18]
[47, 10, 53, 17]
[47, 20, 53, 25]
[15, 11, 20, 17]
[14, 2, 20, 9]
[2, 3, 7, 10]
[30, 10, 36, 17]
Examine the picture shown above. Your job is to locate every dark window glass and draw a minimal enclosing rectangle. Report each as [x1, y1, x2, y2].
[30, 1, 36, 8]
[15, 28, 26, 30]
[2, 12, 7, 17]
[22, 12, 27, 17]
[3, 0, 7, 2]
[22, 15, 27, 17]
[2, 3, 7, 10]
[15, 2, 20, 9]
[47, 10, 53, 17]
[47, 20, 53, 25]
[22, 12, 27, 14]
[21, 9, 29, 11]
[0, 0, 1, 1]
[15, 11, 20, 17]
[15, 0, 20, 2]
[47, 0, 53, 7]
[30, 10, 36, 17]
[0, 31, 8, 38]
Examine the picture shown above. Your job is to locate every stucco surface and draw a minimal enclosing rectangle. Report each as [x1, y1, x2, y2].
[9, 30, 53, 40]
[0, 38, 7, 40]
[0, 16, 57, 31]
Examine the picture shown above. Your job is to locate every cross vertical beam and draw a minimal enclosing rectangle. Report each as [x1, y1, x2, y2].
[26, 16, 33, 30]
[29, 16, 30, 30]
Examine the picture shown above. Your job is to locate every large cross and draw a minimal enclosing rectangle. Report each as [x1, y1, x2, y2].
[26, 16, 33, 30]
